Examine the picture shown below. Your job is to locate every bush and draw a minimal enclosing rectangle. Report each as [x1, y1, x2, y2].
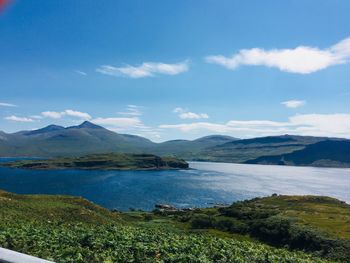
[250, 216, 292, 245]
[190, 214, 212, 229]
[143, 214, 153, 221]
[212, 217, 248, 234]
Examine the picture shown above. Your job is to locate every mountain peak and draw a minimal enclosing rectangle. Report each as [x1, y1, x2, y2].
[76, 121, 104, 129]
[194, 135, 239, 143]
[24, 124, 65, 135]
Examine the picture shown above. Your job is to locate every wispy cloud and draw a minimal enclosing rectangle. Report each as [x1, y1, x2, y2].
[92, 116, 158, 136]
[173, 107, 209, 120]
[41, 110, 91, 120]
[281, 100, 306, 108]
[5, 115, 34, 122]
[160, 113, 350, 138]
[0, 102, 17, 107]
[30, 115, 43, 120]
[92, 106, 162, 140]
[205, 37, 350, 74]
[96, 60, 189, 78]
[93, 117, 142, 127]
[118, 105, 143, 116]
[75, 70, 87, 76]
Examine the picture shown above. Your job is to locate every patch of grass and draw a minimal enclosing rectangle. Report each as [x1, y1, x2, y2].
[262, 195, 350, 239]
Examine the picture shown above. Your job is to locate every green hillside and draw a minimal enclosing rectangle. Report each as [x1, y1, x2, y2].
[245, 140, 350, 167]
[0, 190, 335, 263]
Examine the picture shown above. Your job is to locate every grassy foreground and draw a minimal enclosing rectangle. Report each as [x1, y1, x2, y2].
[0, 190, 345, 263]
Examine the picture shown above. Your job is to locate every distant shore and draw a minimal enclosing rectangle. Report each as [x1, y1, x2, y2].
[1, 153, 189, 171]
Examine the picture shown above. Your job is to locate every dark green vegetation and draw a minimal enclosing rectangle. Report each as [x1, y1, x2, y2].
[0, 190, 333, 263]
[1, 121, 350, 168]
[158, 195, 350, 262]
[2, 153, 189, 170]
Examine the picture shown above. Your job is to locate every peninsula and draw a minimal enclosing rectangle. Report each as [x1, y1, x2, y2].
[3, 153, 189, 170]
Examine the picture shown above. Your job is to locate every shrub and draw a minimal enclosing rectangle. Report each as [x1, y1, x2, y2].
[190, 214, 212, 229]
[212, 217, 248, 234]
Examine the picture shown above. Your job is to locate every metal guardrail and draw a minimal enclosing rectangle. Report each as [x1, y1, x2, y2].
[0, 247, 54, 263]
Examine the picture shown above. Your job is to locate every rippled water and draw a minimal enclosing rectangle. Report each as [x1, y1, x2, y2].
[0, 158, 349, 211]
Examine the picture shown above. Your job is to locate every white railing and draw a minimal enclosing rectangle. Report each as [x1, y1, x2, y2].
[0, 247, 54, 263]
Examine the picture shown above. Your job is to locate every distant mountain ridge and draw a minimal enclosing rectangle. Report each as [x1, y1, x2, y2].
[0, 121, 153, 157]
[0, 122, 235, 158]
[245, 140, 350, 167]
[1, 121, 349, 168]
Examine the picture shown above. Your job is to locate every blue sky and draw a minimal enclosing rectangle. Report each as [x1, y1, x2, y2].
[1, 0, 350, 141]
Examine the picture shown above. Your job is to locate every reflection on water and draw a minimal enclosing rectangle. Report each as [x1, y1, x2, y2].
[190, 162, 350, 203]
[0, 159, 349, 211]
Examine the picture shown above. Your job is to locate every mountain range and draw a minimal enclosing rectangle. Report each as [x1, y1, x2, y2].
[1, 121, 350, 168]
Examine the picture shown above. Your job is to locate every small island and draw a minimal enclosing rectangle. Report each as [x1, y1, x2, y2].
[3, 153, 189, 170]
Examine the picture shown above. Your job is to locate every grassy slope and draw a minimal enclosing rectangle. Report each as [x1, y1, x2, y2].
[0, 190, 119, 224]
[2, 153, 189, 170]
[158, 195, 350, 261]
[0, 190, 330, 263]
[258, 195, 350, 239]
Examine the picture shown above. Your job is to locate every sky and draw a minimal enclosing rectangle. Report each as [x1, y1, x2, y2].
[1, 0, 350, 142]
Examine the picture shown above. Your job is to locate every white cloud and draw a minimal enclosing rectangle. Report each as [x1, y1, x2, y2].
[41, 111, 63, 119]
[75, 70, 87, 76]
[289, 114, 350, 136]
[96, 60, 189, 78]
[281, 100, 306, 108]
[30, 115, 43, 119]
[64, 109, 91, 120]
[179, 112, 209, 119]
[41, 110, 91, 120]
[5, 115, 34, 122]
[160, 113, 350, 138]
[205, 36, 350, 74]
[173, 107, 209, 120]
[0, 102, 17, 107]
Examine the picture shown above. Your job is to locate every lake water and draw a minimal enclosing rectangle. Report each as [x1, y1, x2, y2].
[0, 158, 350, 211]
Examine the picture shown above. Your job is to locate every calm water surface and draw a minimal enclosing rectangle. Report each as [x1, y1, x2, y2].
[0, 158, 350, 211]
